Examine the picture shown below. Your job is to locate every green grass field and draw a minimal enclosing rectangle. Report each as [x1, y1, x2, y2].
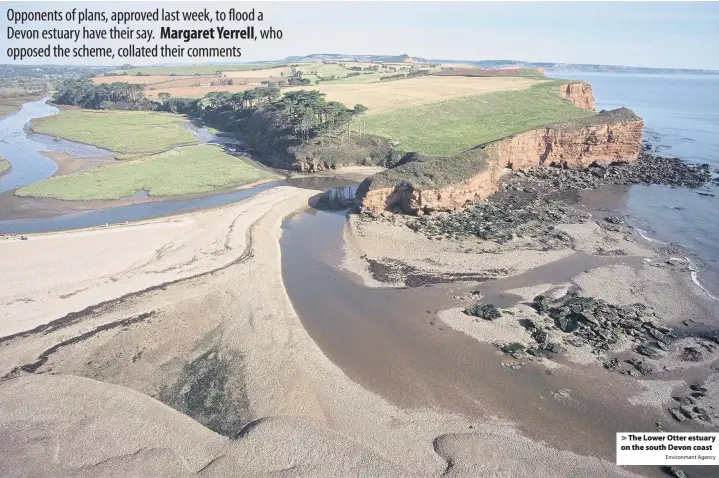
[16, 144, 278, 200]
[310, 63, 352, 79]
[109, 63, 287, 76]
[361, 80, 594, 157]
[319, 73, 382, 85]
[32, 110, 199, 159]
[0, 157, 9, 174]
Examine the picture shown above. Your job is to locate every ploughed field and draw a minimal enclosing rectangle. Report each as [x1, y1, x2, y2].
[289, 76, 541, 114]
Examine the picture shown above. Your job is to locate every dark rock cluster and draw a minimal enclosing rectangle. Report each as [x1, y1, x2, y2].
[406, 196, 588, 246]
[403, 150, 716, 243]
[463, 303, 501, 320]
[502, 150, 717, 192]
[668, 384, 714, 425]
[365, 257, 496, 287]
[604, 357, 654, 377]
[532, 294, 676, 359]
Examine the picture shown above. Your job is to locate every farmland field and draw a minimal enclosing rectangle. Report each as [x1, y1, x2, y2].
[145, 84, 256, 99]
[109, 63, 287, 76]
[318, 73, 383, 85]
[143, 77, 219, 88]
[221, 66, 293, 78]
[289, 76, 542, 114]
[16, 144, 278, 200]
[31, 110, 199, 158]
[91, 75, 200, 85]
[307, 63, 352, 79]
[361, 80, 594, 156]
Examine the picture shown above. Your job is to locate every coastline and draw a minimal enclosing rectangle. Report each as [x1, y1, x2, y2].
[1, 69, 717, 477]
[341, 179, 719, 436]
[0, 184, 643, 476]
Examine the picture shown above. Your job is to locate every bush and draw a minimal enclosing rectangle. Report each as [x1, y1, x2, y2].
[463, 304, 501, 320]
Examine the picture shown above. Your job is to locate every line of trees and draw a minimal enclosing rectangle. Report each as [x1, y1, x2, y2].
[268, 90, 366, 143]
[53, 79, 148, 109]
[51, 79, 367, 146]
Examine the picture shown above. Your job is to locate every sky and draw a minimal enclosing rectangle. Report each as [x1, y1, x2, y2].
[2, 1, 719, 69]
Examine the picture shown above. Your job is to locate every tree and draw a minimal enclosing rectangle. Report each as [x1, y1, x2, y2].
[158, 92, 171, 104]
[353, 104, 368, 138]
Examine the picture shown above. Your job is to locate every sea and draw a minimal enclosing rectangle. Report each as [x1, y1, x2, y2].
[550, 72, 719, 300]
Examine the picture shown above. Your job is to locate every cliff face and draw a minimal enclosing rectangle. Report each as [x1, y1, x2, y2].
[488, 111, 644, 171]
[358, 108, 643, 215]
[559, 82, 596, 111]
[359, 150, 505, 215]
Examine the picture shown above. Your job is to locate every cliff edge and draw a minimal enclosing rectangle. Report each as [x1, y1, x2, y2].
[559, 81, 596, 111]
[357, 108, 643, 215]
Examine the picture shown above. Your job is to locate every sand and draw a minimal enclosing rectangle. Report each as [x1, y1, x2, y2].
[343, 202, 719, 463]
[41, 151, 116, 176]
[344, 213, 574, 288]
[0, 185, 639, 477]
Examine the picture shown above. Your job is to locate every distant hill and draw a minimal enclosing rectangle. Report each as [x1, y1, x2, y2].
[281, 54, 719, 75]
[465, 60, 719, 75]
[283, 53, 429, 64]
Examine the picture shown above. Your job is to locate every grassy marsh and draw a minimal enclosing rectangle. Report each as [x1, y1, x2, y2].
[31, 110, 199, 159]
[16, 144, 277, 200]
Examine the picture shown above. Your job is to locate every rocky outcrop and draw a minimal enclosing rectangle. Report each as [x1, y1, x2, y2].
[559, 82, 595, 111]
[359, 150, 505, 215]
[488, 108, 643, 170]
[358, 108, 644, 215]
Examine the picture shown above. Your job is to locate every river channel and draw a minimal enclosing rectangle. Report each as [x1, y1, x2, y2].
[1, 97, 715, 475]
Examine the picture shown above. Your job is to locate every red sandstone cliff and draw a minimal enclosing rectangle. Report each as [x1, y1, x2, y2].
[358, 108, 643, 215]
[559, 82, 596, 111]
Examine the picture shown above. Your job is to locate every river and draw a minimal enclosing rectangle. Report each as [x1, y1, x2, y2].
[0, 99, 341, 233]
[0, 78, 717, 474]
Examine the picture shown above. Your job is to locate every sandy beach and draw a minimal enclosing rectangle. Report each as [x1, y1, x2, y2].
[339, 191, 719, 470]
[0, 184, 650, 476]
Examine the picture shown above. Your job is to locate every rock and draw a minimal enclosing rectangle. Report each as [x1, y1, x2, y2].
[501, 361, 524, 370]
[680, 346, 703, 362]
[626, 358, 653, 375]
[552, 389, 572, 401]
[604, 357, 621, 371]
[501, 342, 526, 358]
[557, 314, 580, 333]
[666, 466, 688, 478]
[604, 215, 624, 224]
[370, 148, 713, 220]
[463, 304, 501, 320]
[668, 408, 687, 422]
[532, 329, 548, 345]
[680, 405, 698, 420]
[636, 343, 662, 359]
[533, 294, 551, 313]
[690, 384, 708, 393]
